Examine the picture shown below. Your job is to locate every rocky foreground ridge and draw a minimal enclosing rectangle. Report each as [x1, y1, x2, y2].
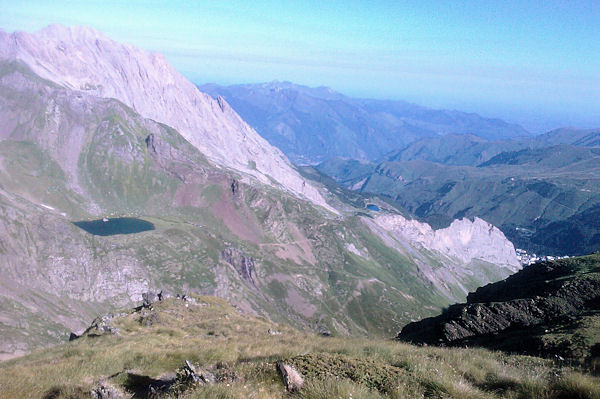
[397, 253, 600, 364]
[2, 293, 599, 399]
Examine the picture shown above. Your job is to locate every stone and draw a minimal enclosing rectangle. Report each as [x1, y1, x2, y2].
[90, 383, 121, 399]
[318, 328, 332, 337]
[142, 291, 159, 307]
[276, 361, 304, 392]
[178, 360, 215, 385]
[84, 314, 123, 336]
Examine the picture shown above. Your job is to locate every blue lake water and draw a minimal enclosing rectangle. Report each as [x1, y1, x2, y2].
[366, 204, 380, 211]
[73, 217, 155, 236]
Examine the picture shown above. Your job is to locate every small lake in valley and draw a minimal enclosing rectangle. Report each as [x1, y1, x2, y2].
[73, 217, 155, 236]
[366, 204, 380, 211]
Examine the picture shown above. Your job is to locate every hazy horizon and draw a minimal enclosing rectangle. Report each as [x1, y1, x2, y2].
[1, 0, 598, 133]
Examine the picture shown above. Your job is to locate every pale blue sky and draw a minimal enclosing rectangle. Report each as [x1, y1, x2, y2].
[1, 0, 598, 132]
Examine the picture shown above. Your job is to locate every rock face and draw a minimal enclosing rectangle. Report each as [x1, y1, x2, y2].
[0, 25, 331, 211]
[221, 248, 256, 286]
[373, 215, 520, 270]
[397, 253, 600, 363]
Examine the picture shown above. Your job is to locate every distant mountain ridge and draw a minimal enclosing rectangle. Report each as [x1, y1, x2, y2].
[199, 81, 530, 164]
[535, 127, 600, 147]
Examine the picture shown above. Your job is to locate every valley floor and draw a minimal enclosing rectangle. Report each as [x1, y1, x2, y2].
[1, 296, 598, 399]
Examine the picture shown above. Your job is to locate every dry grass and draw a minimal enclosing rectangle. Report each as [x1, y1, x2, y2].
[0, 296, 598, 399]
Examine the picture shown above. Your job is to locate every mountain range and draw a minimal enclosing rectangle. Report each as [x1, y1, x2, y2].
[0, 25, 521, 359]
[199, 81, 530, 164]
[317, 133, 600, 256]
[198, 79, 600, 256]
[0, 24, 598, 399]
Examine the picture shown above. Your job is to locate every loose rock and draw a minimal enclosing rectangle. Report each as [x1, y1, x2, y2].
[276, 361, 304, 392]
[90, 383, 121, 399]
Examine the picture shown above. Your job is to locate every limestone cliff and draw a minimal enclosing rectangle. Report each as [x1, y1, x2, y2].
[373, 214, 520, 270]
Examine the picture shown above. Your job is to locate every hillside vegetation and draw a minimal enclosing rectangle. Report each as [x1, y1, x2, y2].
[1, 295, 599, 399]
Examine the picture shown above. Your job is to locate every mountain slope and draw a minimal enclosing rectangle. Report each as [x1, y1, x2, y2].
[0, 25, 330, 209]
[199, 81, 529, 164]
[0, 58, 519, 359]
[397, 253, 600, 364]
[536, 128, 600, 147]
[386, 134, 537, 166]
[318, 144, 600, 255]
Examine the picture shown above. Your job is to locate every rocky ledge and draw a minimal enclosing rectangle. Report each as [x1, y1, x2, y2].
[397, 253, 600, 364]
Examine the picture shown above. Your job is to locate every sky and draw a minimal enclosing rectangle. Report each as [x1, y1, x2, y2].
[0, 0, 598, 133]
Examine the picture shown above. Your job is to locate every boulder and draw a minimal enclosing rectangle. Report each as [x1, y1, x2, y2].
[177, 360, 215, 385]
[276, 361, 304, 392]
[90, 383, 121, 399]
[142, 291, 159, 307]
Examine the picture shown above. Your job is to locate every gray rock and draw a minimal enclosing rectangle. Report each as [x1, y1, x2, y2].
[90, 384, 121, 399]
[84, 313, 125, 337]
[318, 327, 332, 337]
[221, 248, 256, 286]
[276, 361, 304, 392]
[142, 291, 159, 307]
[178, 360, 215, 385]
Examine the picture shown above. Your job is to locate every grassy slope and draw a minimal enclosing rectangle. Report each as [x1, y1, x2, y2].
[1, 296, 598, 399]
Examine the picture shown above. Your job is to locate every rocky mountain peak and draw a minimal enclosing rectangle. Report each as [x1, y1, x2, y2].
[0, 24, 333, 211]
[374, 214, 520, 269]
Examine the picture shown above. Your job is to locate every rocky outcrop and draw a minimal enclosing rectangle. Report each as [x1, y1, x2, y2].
[82, 312, 127, 337]
[397, 253, 600, 362]
[178, 360, 216, 386]
[0, 25, 334, 211]
[90, 384, 122, 399]
[373, 214, 520, 270]
[276, 362, 304, 392]
[221, 248, 256, 286]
